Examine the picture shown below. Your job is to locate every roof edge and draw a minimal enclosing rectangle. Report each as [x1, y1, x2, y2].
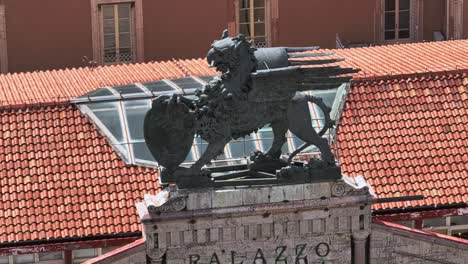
[0, 100, 71, 111]
[373, 202, 468, 215]
[82, 238, 145, 264]
[0, 232, 142, 250]
[372, 219, 468, 247]
[351, 67, 468, 83]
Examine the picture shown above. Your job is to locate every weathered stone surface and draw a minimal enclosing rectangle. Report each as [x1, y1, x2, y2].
[370, 224, 468, 264]
[137, 179, 372, 263]
[131, 176, 468, 264]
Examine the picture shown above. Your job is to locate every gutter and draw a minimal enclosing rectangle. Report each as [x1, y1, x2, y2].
[0, 232, 141, 250]
[373, 202, 468, 216]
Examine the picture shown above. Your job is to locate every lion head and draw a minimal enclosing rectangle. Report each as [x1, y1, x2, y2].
[207, 30, 257, 74]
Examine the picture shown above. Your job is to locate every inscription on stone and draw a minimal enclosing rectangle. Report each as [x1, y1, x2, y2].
[188, 242, 330, 263]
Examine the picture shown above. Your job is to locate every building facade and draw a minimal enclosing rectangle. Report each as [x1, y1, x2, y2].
[0, 0, 467, 73]
[0, 39, 467, 263]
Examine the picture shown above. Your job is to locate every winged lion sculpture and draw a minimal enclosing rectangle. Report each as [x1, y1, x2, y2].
[144, 31, 358, 187]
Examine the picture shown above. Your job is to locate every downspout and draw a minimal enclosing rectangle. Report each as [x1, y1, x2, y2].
[446, 0, 450, 39]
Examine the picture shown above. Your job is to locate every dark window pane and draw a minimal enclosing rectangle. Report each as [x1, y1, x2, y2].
[254, 22, 265, 36]
[88, 103, 124, 142]
[39, 251, 63, 261]
[73, 249, 98, 259]
[239, 9, 249, 23]
[399, 0, 410, 10]
[399, 30, 410, 39]
[385, 0, 395, 11]
[103, 19, 115, 34]
[399, 10, 410, 29]
[171, 77, 204, 90]
[385, 12, 396, 30]
[104, 34, 116, 49]
[239, 23, 251, 37]
[253, 8, 265, 22]
[119, 18, 130, 33]
[118, 3, 131, 19]
[290, 133, 305, 150]
[229, 134, 258, 158]
[198, 76, 216, 83]
[102, 247, 119, 254]
[102, 5, 114, 19]
[258, 128, 273, 152]
[113, 84, 144, 95]
[13, 254, 34, 264]
[453, 229, 468, 239]
[423, 217, 446, 228]
[81, 88, 114, 98]
[451, 215, 468, 226]
[142, 80, 176, 93]
[119, 33, 131, 48]
[124, 101, 150, 140]
[184, 149, 196, 163]
[385, 30, 396, 40]
[254, 0, 265, 8]
[133, 142, 157, 162]
[240, 0, 250, 9]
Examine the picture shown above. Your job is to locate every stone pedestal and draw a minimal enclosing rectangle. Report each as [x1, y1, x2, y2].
[137, 177, 373, 263]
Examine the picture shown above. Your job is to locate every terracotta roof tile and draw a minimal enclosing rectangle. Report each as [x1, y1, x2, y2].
[0, 104, 160, 244]
[338, 71, 468, 211]
[1, 40, 468, 245]
[1, 40, 468, 106]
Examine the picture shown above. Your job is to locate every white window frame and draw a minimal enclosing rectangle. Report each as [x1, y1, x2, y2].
[91, 0, 144, 65]
[423, 215, 468, 238]
[382, 0, 414, 43]
[235, 0, 278, 47]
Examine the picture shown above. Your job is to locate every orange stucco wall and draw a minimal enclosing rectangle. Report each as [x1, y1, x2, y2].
[2, 0, 467, 73]
[5, 0, 93, 73]
[277, 0, 377, 48]
[423, 0, 446, 41]
[142, 0, 228, 62]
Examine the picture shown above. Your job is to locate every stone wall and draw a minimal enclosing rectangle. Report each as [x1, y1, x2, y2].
[137, 180, 373, 263]
[370, 222, 468, 264]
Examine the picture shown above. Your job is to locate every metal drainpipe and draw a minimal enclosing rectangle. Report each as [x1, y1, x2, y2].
[446, 0, 451, 39]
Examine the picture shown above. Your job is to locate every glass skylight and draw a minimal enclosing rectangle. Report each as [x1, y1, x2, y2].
[73, 75, 349, 168]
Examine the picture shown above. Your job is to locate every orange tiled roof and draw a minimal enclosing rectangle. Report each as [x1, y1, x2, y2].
[311, 39, 468, 78]
[1, 40, 468, 106]
[1, 40, 468, 245]
[0, 104, 159, 244]
[338, 71, 468, 211]
[0, 59, 217, 107]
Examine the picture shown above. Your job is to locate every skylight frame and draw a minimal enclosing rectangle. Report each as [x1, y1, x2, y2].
[74, 76, 348, 168]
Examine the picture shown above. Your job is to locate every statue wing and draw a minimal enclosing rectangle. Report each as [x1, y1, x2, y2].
[249, 65, 359, 102]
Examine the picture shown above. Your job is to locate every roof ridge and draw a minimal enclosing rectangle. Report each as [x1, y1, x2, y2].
[351, 68, 468, 83]
[0, 100, 71, 111]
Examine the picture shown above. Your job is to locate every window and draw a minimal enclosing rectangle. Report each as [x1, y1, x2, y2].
[73, 248, 98, 263]
[91, 0, 143, 65]
[12, 254, 34, 264]
[101, 3, 134, 64]
[423, 215, 468, 239]
[384, 0, 410, 41]
[238, 0, 268, 47]
[38, 251, 63, 261]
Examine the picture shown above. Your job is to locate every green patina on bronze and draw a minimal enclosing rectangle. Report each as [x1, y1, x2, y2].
[144, 30, 359, 188]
